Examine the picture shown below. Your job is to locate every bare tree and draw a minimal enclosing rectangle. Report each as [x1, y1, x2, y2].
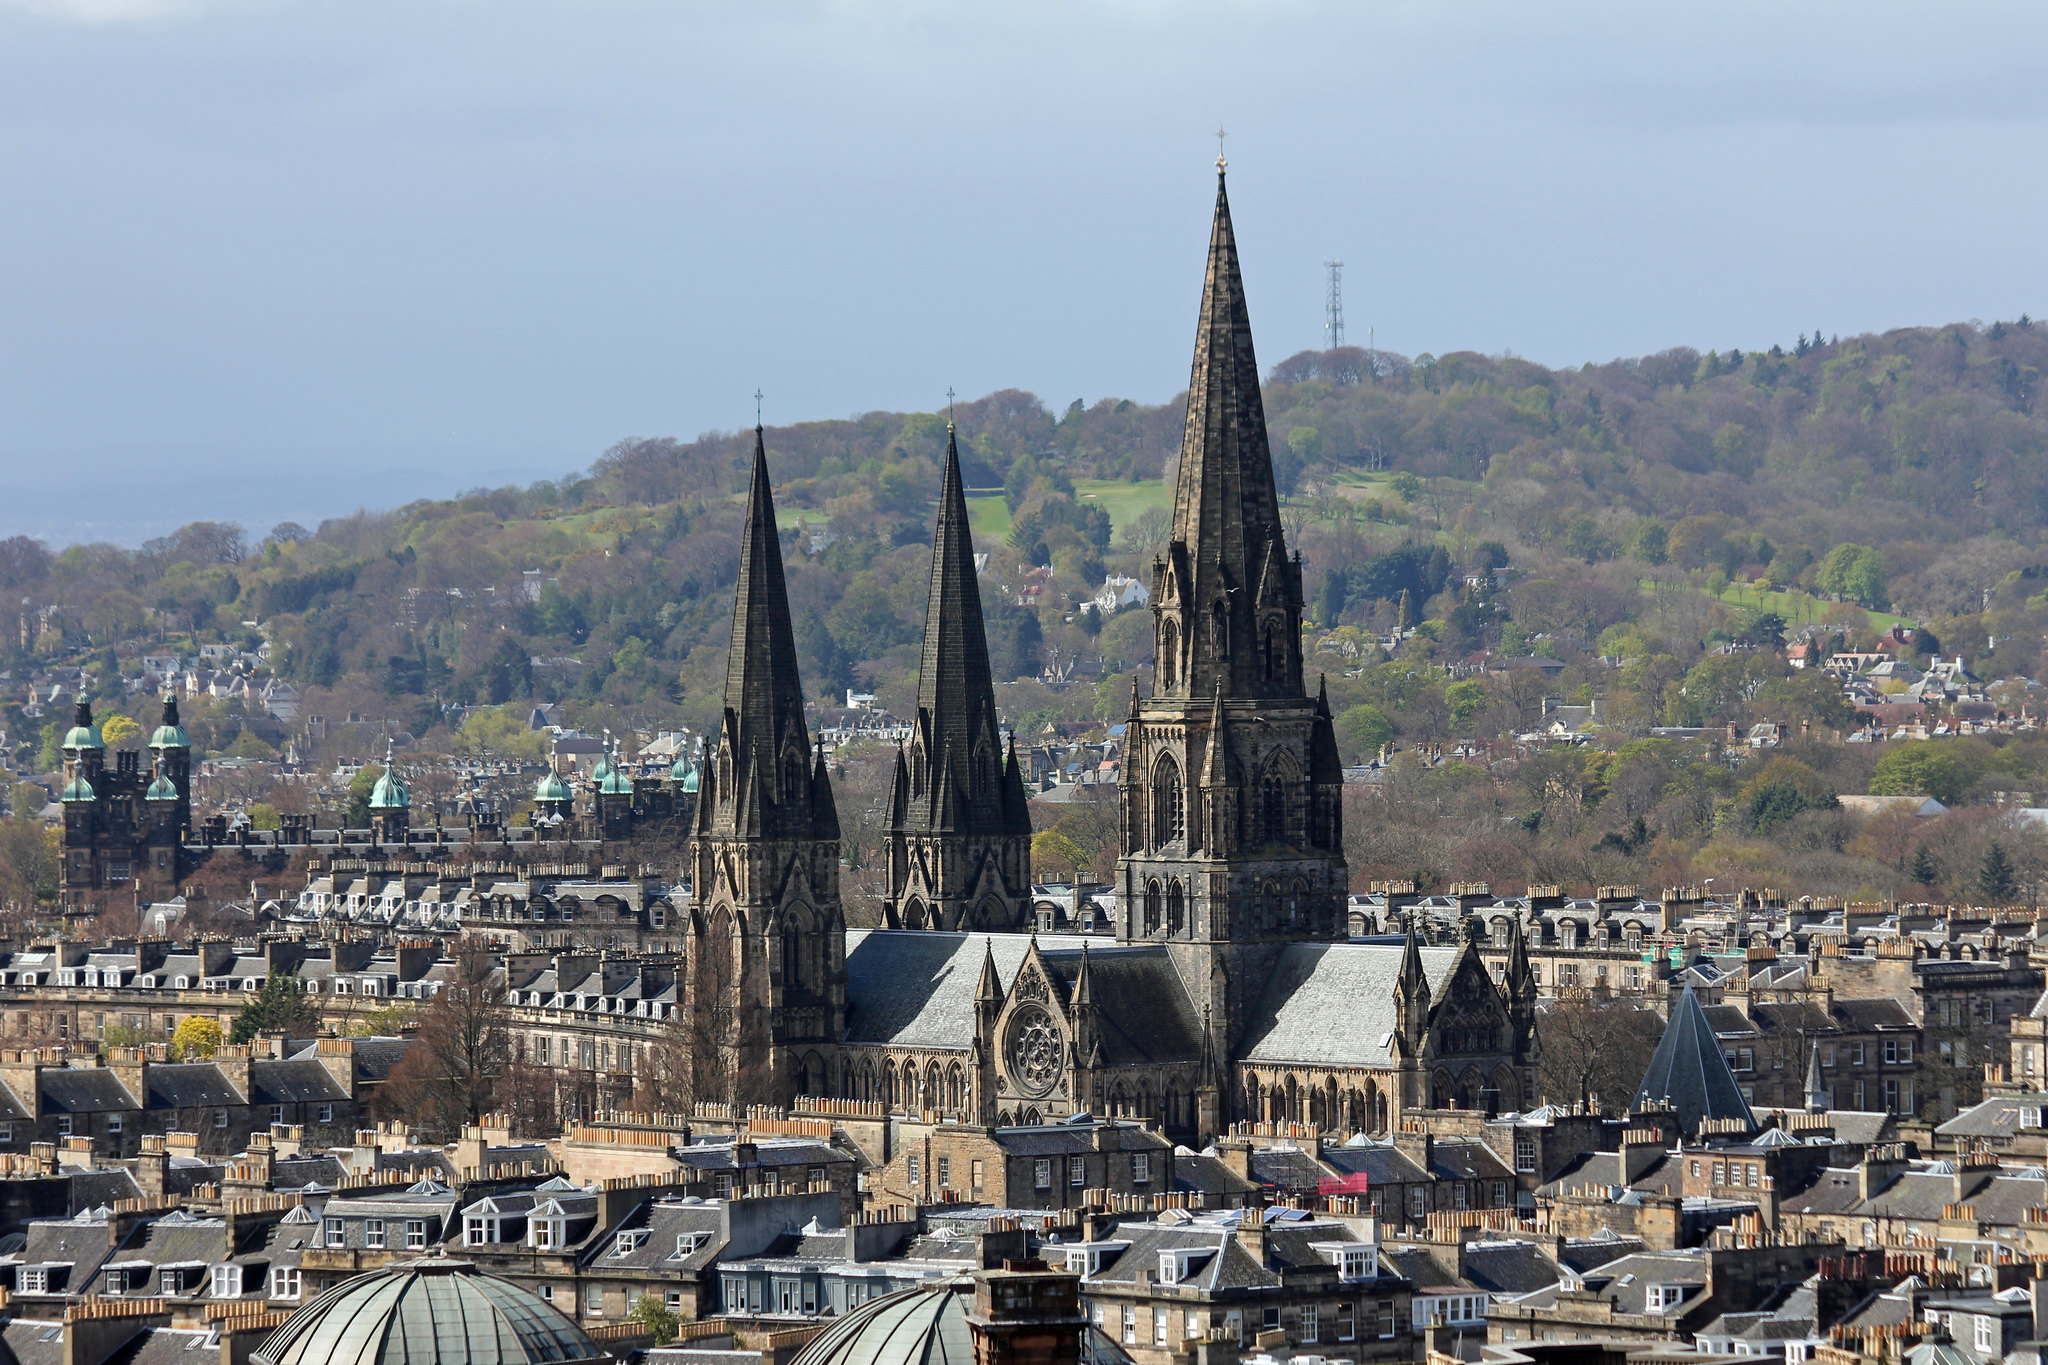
[377, 938, 508, 1141]
[1536, 991, 1664, 1114]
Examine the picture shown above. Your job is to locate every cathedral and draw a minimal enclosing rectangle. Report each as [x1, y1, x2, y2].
[677, 166, 1539, 1142]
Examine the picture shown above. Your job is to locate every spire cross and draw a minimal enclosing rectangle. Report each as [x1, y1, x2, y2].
[1216, 126, 1227, 171]
[946, 386, 956, 429]
[753, 388, 764, 428]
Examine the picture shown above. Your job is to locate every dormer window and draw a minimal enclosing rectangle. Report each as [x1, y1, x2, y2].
[530, 1216, 565, 1250]
[613, 1231, 647, 1256]
[464, 1216, 498, 1246]
[1647, 1284, 1687, 1312]
[671, 1232, 709, 1260]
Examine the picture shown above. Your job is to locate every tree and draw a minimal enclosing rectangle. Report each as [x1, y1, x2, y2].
[100, 715, 142, 748]
[376, 940, 508, 1141]
[1871, 743, 1975, 806]
[172, 1016, 224, 1060]
[231, 973, 319, 1043]
[1910, 845, 1939, 885]
[454, 705, 548, 763]
[1031, 830, 1089, 881]
[1979, 841, 2017, 904]
[1815, 543, 1888, 609]
[1335, 704, 1393, 761]
[343, 765, 384, 830]
[629, 1294, 680, 1346]
[1536, 993, 1665, 1114]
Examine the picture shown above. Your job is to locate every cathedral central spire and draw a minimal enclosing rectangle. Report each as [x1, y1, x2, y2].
[1155, 169, 1301, 700]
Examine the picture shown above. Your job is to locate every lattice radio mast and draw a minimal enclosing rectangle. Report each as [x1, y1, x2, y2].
[1323, 259, 1345, 350]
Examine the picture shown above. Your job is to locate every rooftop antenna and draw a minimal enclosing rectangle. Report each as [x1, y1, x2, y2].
[1324, 260, 1345, 351]
[753, 388, 764, 428]
[1216, 126, 1227, 172]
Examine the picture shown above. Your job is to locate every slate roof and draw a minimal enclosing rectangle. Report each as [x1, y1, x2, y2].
[0, 1319, 63, 1365]
[1320, 1142, 1429, 1187]
[843, 932, 1090, 1047]
[1634, 984, 1755, 1134]
[576, 1202, 726, 1276]
[69, 1169, 142, 1210]
[142, 1065, 241, 1110]
[1517, 1249, 1708, 1316]
[1833, 998, 1917, 1030]
[39, 1070, 140, 1114]
[1247, 1147, 1327, 1192]
[1459, 1240, 1566, 1295]
[1172, 1153, 1259, 1198]
[1238, 944, 1460, 1067]
[1780, 1162, 2048, 1223]
[1039, 948, 1203, 1065]
[248, 1061, 347, 1106]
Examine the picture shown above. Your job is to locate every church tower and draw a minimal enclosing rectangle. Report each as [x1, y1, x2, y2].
[885, 424, 1034, 930]
[1117, 165, 1347, 1110]
[687, 426, 846, 1107]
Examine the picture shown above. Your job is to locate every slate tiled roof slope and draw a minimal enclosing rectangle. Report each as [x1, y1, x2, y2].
[1037, 948, 1203, 1065]
[1238, 944, 1459, 1067]
[1634, 984, 1756, 1133]
[843, 931, 1089, 1047]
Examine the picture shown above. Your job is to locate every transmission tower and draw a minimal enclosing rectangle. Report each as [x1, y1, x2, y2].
[1323, 260, 1345, 350]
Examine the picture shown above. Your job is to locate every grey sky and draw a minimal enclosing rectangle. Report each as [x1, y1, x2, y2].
[2, 0, 2044, 544]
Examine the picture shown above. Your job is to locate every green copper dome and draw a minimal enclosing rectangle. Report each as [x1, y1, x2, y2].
[368, 767, 409, 810]
[150, 696, 191, 749]
[589, 756, 611, 784]
[62, 775, 95, 802]
[534, 770, 572, 803]
[145, 774, 179, 802]
[598, 768, 633, 796]
[670, 757, 699, 792]
[62, 722, 104, 751]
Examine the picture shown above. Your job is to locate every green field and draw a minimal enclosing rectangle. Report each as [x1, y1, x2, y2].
[1073, 478, 1171, 532]
[1713, 580, 1913, 632]
[779, 478, 1167, 550]
[1641, 577, 1914, 633]
[966, 495, 1013, 544]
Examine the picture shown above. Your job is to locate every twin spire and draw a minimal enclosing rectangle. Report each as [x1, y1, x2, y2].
[700, 423, 835, 842]
[893, 423, 1031, 840]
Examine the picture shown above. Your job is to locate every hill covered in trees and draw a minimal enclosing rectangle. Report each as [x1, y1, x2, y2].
[9, 315, 2048, 907]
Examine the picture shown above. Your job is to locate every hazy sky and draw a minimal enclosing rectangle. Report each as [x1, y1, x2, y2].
[3, 0, 2045, 545]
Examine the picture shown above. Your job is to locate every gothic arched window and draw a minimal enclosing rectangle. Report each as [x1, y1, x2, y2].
[1151, 759, 1183, 847]
[1261, 774, 1287, 845]
[1162, 621, 1179, 690]
[1263, 880, 1282, 932]
[1167, 880, 1186, 935]
[1143, 880, 1162, 936]
[1211, 601, 1229, 657]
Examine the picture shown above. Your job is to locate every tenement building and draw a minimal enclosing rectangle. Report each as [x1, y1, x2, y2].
[662, 166, 1538, 1141]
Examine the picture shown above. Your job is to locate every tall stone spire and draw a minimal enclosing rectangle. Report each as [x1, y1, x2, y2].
[1116, 170, 1346, 1128]
[705, 425, 828, 841]
[885, 423, 1033, 931]
[1153, 167, 1303, 701]
[688, 422, 845, 1110]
